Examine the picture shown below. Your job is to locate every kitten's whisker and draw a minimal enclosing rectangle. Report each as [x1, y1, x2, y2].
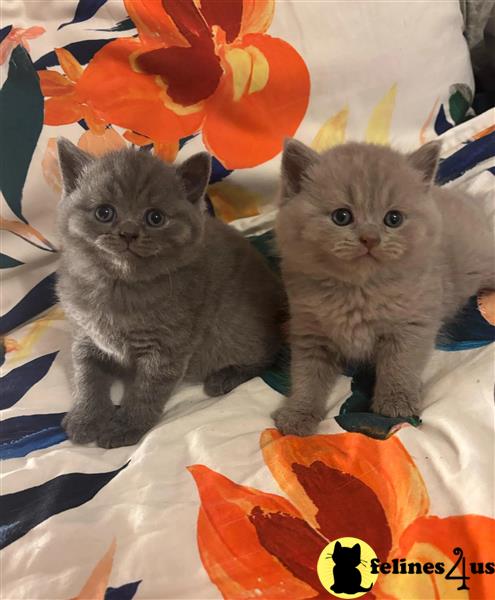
[166, 269, 173, 292]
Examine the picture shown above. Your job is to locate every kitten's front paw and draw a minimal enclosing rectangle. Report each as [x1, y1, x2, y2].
[62, 409, 111, 445]
[371, 389, 420, 419]
[272, 405, 322, 436]
[96, 414, 148, 449]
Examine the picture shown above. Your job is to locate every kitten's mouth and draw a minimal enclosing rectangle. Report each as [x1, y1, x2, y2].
[123, 246, 161, 259]
[96, 237, 158, 260]
[96, 237, 144, 259]
[355, 249, 379, 261]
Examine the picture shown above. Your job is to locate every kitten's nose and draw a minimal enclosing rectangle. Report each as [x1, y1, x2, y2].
[359, 235, 380, 249]
[119, 230, 138, 244]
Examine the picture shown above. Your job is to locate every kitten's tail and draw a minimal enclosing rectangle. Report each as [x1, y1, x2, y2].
[358, 585, 373, 592]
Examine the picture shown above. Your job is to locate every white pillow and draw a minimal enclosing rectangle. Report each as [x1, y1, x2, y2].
[1, 0, 473, 289]
[273, 0, 473, 148]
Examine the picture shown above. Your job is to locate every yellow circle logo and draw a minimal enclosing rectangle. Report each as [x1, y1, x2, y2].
[317, 537, 379, 598]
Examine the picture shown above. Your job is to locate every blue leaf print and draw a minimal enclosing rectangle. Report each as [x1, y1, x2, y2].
[105, 581, 142, 600]
[59, 0, 108, 29]
[437, 295, 495, 351]
[210, 157, 233, 184]
[0, 46, 44, 222]
[0, 352, 58, 409]
[0, 254, 23, 268]
[178, 134, 197, 149]
[436, 130, 495, 185]
[0, 272, 58, 335]
[434, 104, 453, 136]
[0, 25, 12, 43]
[0, 462, 128, 549]
[0, 413, 67, 460]
[34, 39, 115, 70]
[95, 17, 136, 32]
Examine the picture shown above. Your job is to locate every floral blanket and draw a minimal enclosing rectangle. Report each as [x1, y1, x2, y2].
[1, 1, 495, 599]
[2, 111, 495, 599]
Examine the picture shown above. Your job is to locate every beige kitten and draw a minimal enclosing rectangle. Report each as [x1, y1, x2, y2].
[273, 139, 494, 436]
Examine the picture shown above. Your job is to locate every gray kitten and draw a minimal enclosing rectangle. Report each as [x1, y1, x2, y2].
[273, 139, 494, 436]
[56, 140, 283, 448]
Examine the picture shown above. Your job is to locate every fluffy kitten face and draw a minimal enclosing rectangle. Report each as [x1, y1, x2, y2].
[276, 140, 442, 283]
[57, 140, 211, 280]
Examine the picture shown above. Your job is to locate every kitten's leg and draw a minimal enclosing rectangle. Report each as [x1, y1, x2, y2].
[204, 364, 266, 396]
[96, 355, 184, 448]
[272, 336, 339, 436]
[62, 338, 116, 444]
[371, 325, 436, 418]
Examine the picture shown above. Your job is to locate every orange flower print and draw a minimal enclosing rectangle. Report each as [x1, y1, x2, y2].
[38, 44, 180, 174]
[189, 430, 495, 599]
[38, 47, 107, 134]
[74, 0, 310, 168]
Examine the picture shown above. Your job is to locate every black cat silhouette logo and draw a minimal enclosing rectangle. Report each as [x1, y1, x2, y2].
[317, 537, 378, 598]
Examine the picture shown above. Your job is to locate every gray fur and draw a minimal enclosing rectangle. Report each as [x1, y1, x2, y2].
[273, 139, 494, 436]
[56, 140, 282, 448]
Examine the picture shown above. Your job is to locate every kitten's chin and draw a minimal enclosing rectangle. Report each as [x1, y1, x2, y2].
[88, 242, 147, 276]
[322, 252, 382, 284]
[98, 253, 139, 279]
[105, 253, 165, 281]
[353, 252, 379, 263]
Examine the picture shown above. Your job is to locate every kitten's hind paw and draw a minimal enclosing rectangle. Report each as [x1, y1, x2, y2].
[272, 405, 322, 436]
[62, 409, 111, 445]
[97, 429, 145, 449]
[371, 390, 420, 419]
[96, 415, 149, 449]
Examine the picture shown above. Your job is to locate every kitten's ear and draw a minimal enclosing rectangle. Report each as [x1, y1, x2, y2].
[334, 541, 342, 550]
[281, 138, 319, 201]
[408, 141, 441, 187]
[177, 152, 212, 205]
[352, 544, 360, 552]
[57, 137, 93, 194]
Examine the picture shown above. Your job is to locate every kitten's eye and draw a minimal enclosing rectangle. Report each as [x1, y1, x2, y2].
[384, 210, 403, 228]
[331, 208, 353, 226]
[145, 209, 166, 227]
[95, 204, 115, 223]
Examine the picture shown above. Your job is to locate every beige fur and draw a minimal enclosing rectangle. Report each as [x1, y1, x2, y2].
[273, 139, 494, 436]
